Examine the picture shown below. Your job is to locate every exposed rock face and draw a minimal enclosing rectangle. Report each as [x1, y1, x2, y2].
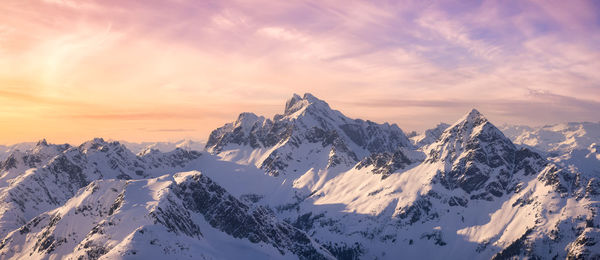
[0, 138, 202, 237]
[355, 149, 415, 179]
[501, 122, 600, 179]
[0, 173, 334, 260]
[206, 93, 411, 176]
[204, 100, 600, 259]
[425, 109, 548, 199]
[175, 173, 333, 259]
[0, 139, 70, 172]
[501, 122, 600, 155]
[1, 94, 600, 260]
[566, 228, 600, 260]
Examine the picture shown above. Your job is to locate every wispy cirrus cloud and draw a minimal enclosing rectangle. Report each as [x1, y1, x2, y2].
[0, 0, 599, 144]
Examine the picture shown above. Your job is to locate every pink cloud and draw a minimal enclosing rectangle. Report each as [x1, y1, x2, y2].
[0, 0, 598, 143]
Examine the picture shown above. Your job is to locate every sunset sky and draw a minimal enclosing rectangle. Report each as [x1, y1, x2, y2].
[1, 0, 599, 145]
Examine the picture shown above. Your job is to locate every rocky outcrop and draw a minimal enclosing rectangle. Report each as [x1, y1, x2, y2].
[206, 93, 411, 176]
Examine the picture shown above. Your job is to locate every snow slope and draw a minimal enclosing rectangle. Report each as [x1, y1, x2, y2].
[501, 122, 600, 186]
[0, 138, 202, 237]
[500, 122, 600, 155]
[411, 123, 450, 147]
[119, 139, 206, 154]
[206, 93, 411, 182]
[0, 173, 333, 260]
[0, 94, 598, 259]
[0, 142, 36, 161]
[206, 95, 600, 259]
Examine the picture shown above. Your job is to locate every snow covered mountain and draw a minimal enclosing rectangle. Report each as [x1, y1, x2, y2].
[274, 108, 596, 259]
[0, 138, 202, 237]
[410, 122, 450, 147]
[500, 122, 600, 155]
[0, 93, 598, 259]
[500, 122, 600, 183]
[206, 93, 412, 192]
[0, 142, 36, 161]
[205, 95, 600, 259]
[119, 139, 206, 154]
[0, 137, 332, 260]
[0, 173, 332, 259]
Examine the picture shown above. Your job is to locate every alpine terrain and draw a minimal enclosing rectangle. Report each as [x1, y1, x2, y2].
[0, 93, 598, 259]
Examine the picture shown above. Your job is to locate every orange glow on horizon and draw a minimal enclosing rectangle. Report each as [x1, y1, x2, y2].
[1, 0, 599, 145]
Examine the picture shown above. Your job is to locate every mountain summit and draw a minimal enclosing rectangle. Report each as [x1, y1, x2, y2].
[283, 93, 330, 117]
[1, 96, 599, 260]
[426, 109, 547, 198]
[206, 93, 411, 180]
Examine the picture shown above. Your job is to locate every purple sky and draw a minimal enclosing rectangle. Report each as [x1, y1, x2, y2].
[0, 0, 599, 144]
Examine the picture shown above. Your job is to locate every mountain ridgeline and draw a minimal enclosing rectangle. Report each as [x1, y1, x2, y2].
[206, 93, 411, 178]
[0, 93, 598, 259]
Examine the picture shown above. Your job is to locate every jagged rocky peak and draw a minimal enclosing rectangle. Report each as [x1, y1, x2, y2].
[206, 93, 411, 176]
[141, 147, 202, 169]
[35, 139, 48, 147]
[0, 139, 71, 172]
[451, 108, 487, 130]
[0, 173, 333, 260]
[272, 93, 407, 147]
[78, 138, 128, 154]
[138, 147, 161, 157]
[276, 93, 352, 133]
[464, 108, 483, 120]
[283, 93, 331, 117]
[285, 93, 303, 114]
[235, 112, 266, 129]
[438, 108, 508, 148]
[78, 137, 107, 150]
[428, 109, 548, 199]
[431, 108, 509, 160]
[32, 139, 70, 152]
[355, 148, 416, 179]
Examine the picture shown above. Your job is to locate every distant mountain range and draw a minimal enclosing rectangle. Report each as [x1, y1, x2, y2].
[0, 94, 598, 259]
[118, 139, 206, 154]
[0, 140, 205, 161]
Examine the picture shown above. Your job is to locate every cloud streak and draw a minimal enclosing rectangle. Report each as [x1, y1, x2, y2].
[0, 0, 599, 143]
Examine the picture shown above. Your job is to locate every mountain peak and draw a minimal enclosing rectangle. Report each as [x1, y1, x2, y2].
[91, 137, 106, 144]
[469, 108, 481, 115]
[207, 93, 412, 175]
[35, 139, 48, 147]
[302, 92, 320, 102]
[464, 108, 484, 121]
[284, 93, 303, 114]
[283, 93, 330, 117]
[78, 138, 124, 153]
[427, 109, 533, 198]
[450, 108, 488, 129]
[30, 138, 70, 155]
[235, 112, 264, 128]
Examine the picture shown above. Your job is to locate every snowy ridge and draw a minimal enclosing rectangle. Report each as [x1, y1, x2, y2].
[206, 102, 600, 259]
[501, 122, 600, 155]
[206, 93, 411, 192]
[119, 139, 206, 154]
[0, 173, 333, 259]
[411, 123, 450, 147]
[0, 94, 599, 259]
[500, 122, 600, 179]
[0, 142, 36, 161]
[425, 109, 547, 198]
[0, 138, 201, 238]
